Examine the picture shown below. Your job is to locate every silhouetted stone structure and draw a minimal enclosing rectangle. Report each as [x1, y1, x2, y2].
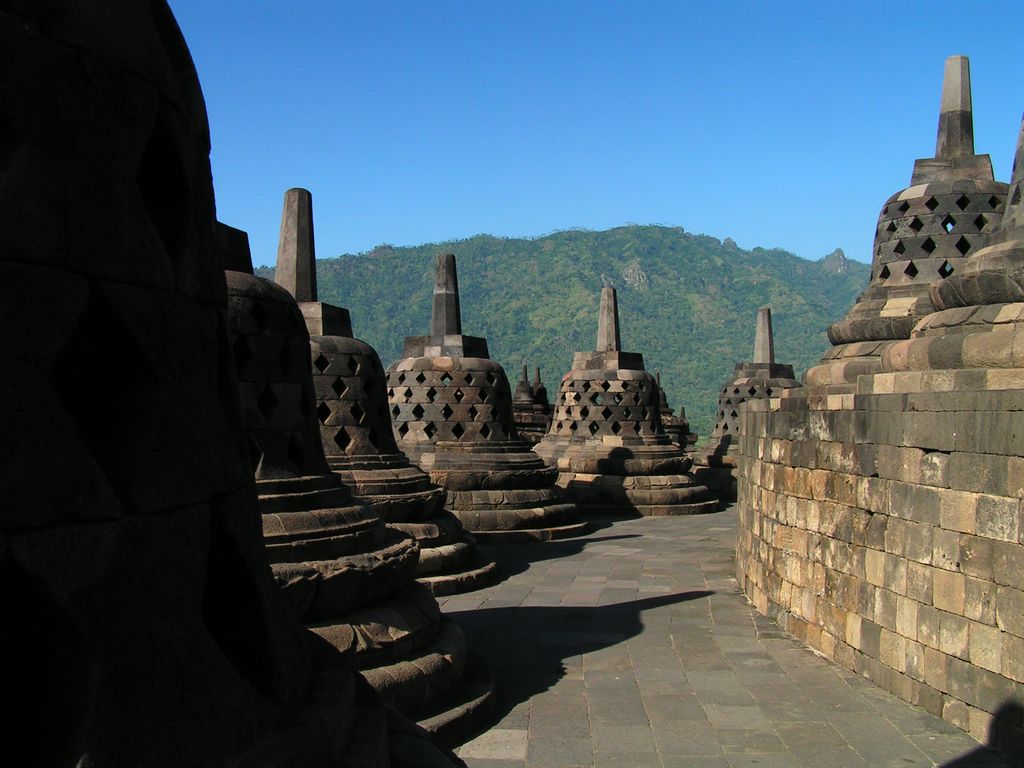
[226, 231, 493, 746]
[273, 189, 497, 597]
[388, 254, 586, 541]
[806, 56, 1008, 389]
[0, 3, 462, 765]
[655, 372, 697, 450]
[535, 288, 719, 515]
[693, 307, 800, 498]
[736, 78, 1024, 755]
[512, 365, 553, 444]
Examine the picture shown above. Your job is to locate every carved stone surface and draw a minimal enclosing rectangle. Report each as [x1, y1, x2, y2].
[693, 308, 800, 498]
[226, 230, 492, 746]
[535, 288, 718, 515]
[512, 366, 553, 445]
[655, 371, 697, 450]
[388, 254, 586, 542]
[736, 86, 1024, 757]
[0, 3, 460, 766]
[273, 190, 497, 597]
[805, 56, 1008, 389]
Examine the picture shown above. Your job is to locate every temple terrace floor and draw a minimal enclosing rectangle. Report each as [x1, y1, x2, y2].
[438, 507, 1015, 768]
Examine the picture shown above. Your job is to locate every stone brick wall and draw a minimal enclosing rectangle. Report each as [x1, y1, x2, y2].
[736, 371, 1024, 750]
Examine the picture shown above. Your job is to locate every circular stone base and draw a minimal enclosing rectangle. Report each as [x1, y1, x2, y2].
[557, 472, 718, 516]
[417, 652, 497, 748]
[418, 557, 501, 596]
[468, 520, 590, 543]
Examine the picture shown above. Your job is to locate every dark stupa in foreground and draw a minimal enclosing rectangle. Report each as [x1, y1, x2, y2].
[535, 287, 719, 515]
[273, 188, 497, 596]
[0, 2, 461, 765]
[387, 253, 587, 542]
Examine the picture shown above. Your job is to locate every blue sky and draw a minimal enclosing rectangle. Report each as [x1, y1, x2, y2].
[171, 1, 1023, 268]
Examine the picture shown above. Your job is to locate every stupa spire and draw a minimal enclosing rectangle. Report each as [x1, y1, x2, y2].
[753, 306, 775, 365]
[935, 55, 974, 160]
[430, 252, 462, 337]
[275, 188, 317, 302]
[596, 286, 621, 352]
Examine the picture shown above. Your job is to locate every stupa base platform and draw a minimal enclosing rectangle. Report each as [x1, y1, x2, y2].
[557, 472, 719, 516]
[418, 558, 501, 596]
[468, 520, 590, 543]
[417, 652, 497, 748]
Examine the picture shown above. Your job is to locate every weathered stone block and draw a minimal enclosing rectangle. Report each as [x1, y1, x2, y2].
[940, 611, 971, 659]
[969, 621, 1002, 673]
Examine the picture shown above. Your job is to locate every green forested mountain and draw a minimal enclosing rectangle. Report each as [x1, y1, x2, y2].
[257, 226, 869, 437]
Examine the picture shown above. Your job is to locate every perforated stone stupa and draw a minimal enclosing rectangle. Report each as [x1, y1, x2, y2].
[388, 253, 586, 542]
[806, 55, 1008, 389]
[0, 3, 460, 765]
[693, 307, 800, 497]
[655, 371, 697, 450]
[273, 189, 497, 597]
[225, 232, 494, 746]
[512, 365, 553, 444]
[535, 287, 719, 515]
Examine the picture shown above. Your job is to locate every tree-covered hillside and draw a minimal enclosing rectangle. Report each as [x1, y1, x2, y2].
[257, 226, 868, 437]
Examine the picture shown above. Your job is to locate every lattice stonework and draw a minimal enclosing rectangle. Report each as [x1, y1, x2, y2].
[311, 338, 399, 459]
[871, 181, 1006, 288]
[386, 363, 516, 445]
[549, 370, 662, 440]
[712, 380, 777, 438]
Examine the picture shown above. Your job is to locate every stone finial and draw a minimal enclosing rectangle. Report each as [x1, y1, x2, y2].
[521, 365, 529, 383]
[430, 252, 462, 337]
[935, 55, 974, 159]
[596, 286, 621, 352]
[275, 188, 317, 302]
[753, 306, 775, 364]
[656, 371, 662, 386]
[534, 367, 543, 387]
[999, 114, 1024, 241]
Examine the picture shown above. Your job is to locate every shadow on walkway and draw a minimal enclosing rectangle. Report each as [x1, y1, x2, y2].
[449, 590, 712, 723]
[941, 702, 1024, 767]
[478, 526, 642, 581]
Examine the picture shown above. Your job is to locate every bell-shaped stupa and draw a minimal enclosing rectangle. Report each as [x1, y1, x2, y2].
[693, 307, 801, 497]
[224, 227, 494, 745]
[655, 372, 697, 450]
[512, 365, 553, 444]
[535, 287, 719, 515]
[388, 254, 586, 541]
[274, 189, 497, 596]
[806, 56, 1008, 388]
[883, 113, 1024, 373]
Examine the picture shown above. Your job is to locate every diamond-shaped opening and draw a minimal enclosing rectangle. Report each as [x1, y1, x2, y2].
[731, 410, 739, 418]
[588, 422, 600, 435]
[601, 407, 612, 420]
[453, 388, 464, 402]
[468, 404, 479, 419]
[631, 422, 641, 434]
[975, 214, 988, 231]
[580, 406, 590, 419]
[941, 214, 956, 233]
[732, 387, 740, 395]
[440, 372, 452, 385]
[748, 387, 757, 396]
[346, 356, 359, 375]
[398, 422, 409, 437]
[909, 216, 923, 232]
[316, 402, 331, 424]
[331, 377, 347, 397]
[600, 381, 610, 391]
[391, 404, 401, 417]
[990, 195, 1001, 209]
[925, 197, 939, 212]
[572, 391, 581, 402]
[938, 260, 955, 278]
[250, 301, 270, 330]
[623, 407, 632, 418]
[622, 382, 630, 390]
[480, 423, 491, 438]
[257, 385, 279, 418]
[641, 408, 649, 419]
[955, 194, 970, 211]
[403, 387, 413, 399]
[397, 372, 406, 384]
[904, 261, 919, 278]
[426, 387, 437, 402]
[233, 336, 253, 369]
[723, 423, 730, 433]
[441, 403, 453, 419]
[1013, 187, 1022, 206]
[582, 381, 591, 392]
[569, 421, 578, 432]
[412, 403, 425, 419]
[955, 236, 971, 256]
[424, 422, 437, 438]
[313, 353, 330, 373]
[415, 371, 426, 384]
[638, 381, 646, 391]
[920, 237, 936, 254]
[332, 428, 351, 452]
[725, 398, 734, 406]
[555, 421, 563, 431]
[897, 200, 910, 213]
[885, 220, 897, 233]
[387, 388, 395, 398]
[611, 421, 622, 434]
[451, 423, 465, 439]
[765, 387, 774, 396]
[879, 265, 891, 280]
[893, 240, 906, 255]
[351, 403, 365, 423]
[486, 372, 496, 385]
[613, 393, 623, 404]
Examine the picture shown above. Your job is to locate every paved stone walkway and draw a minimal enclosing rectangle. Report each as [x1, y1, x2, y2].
[439, 508, 1014, 768]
